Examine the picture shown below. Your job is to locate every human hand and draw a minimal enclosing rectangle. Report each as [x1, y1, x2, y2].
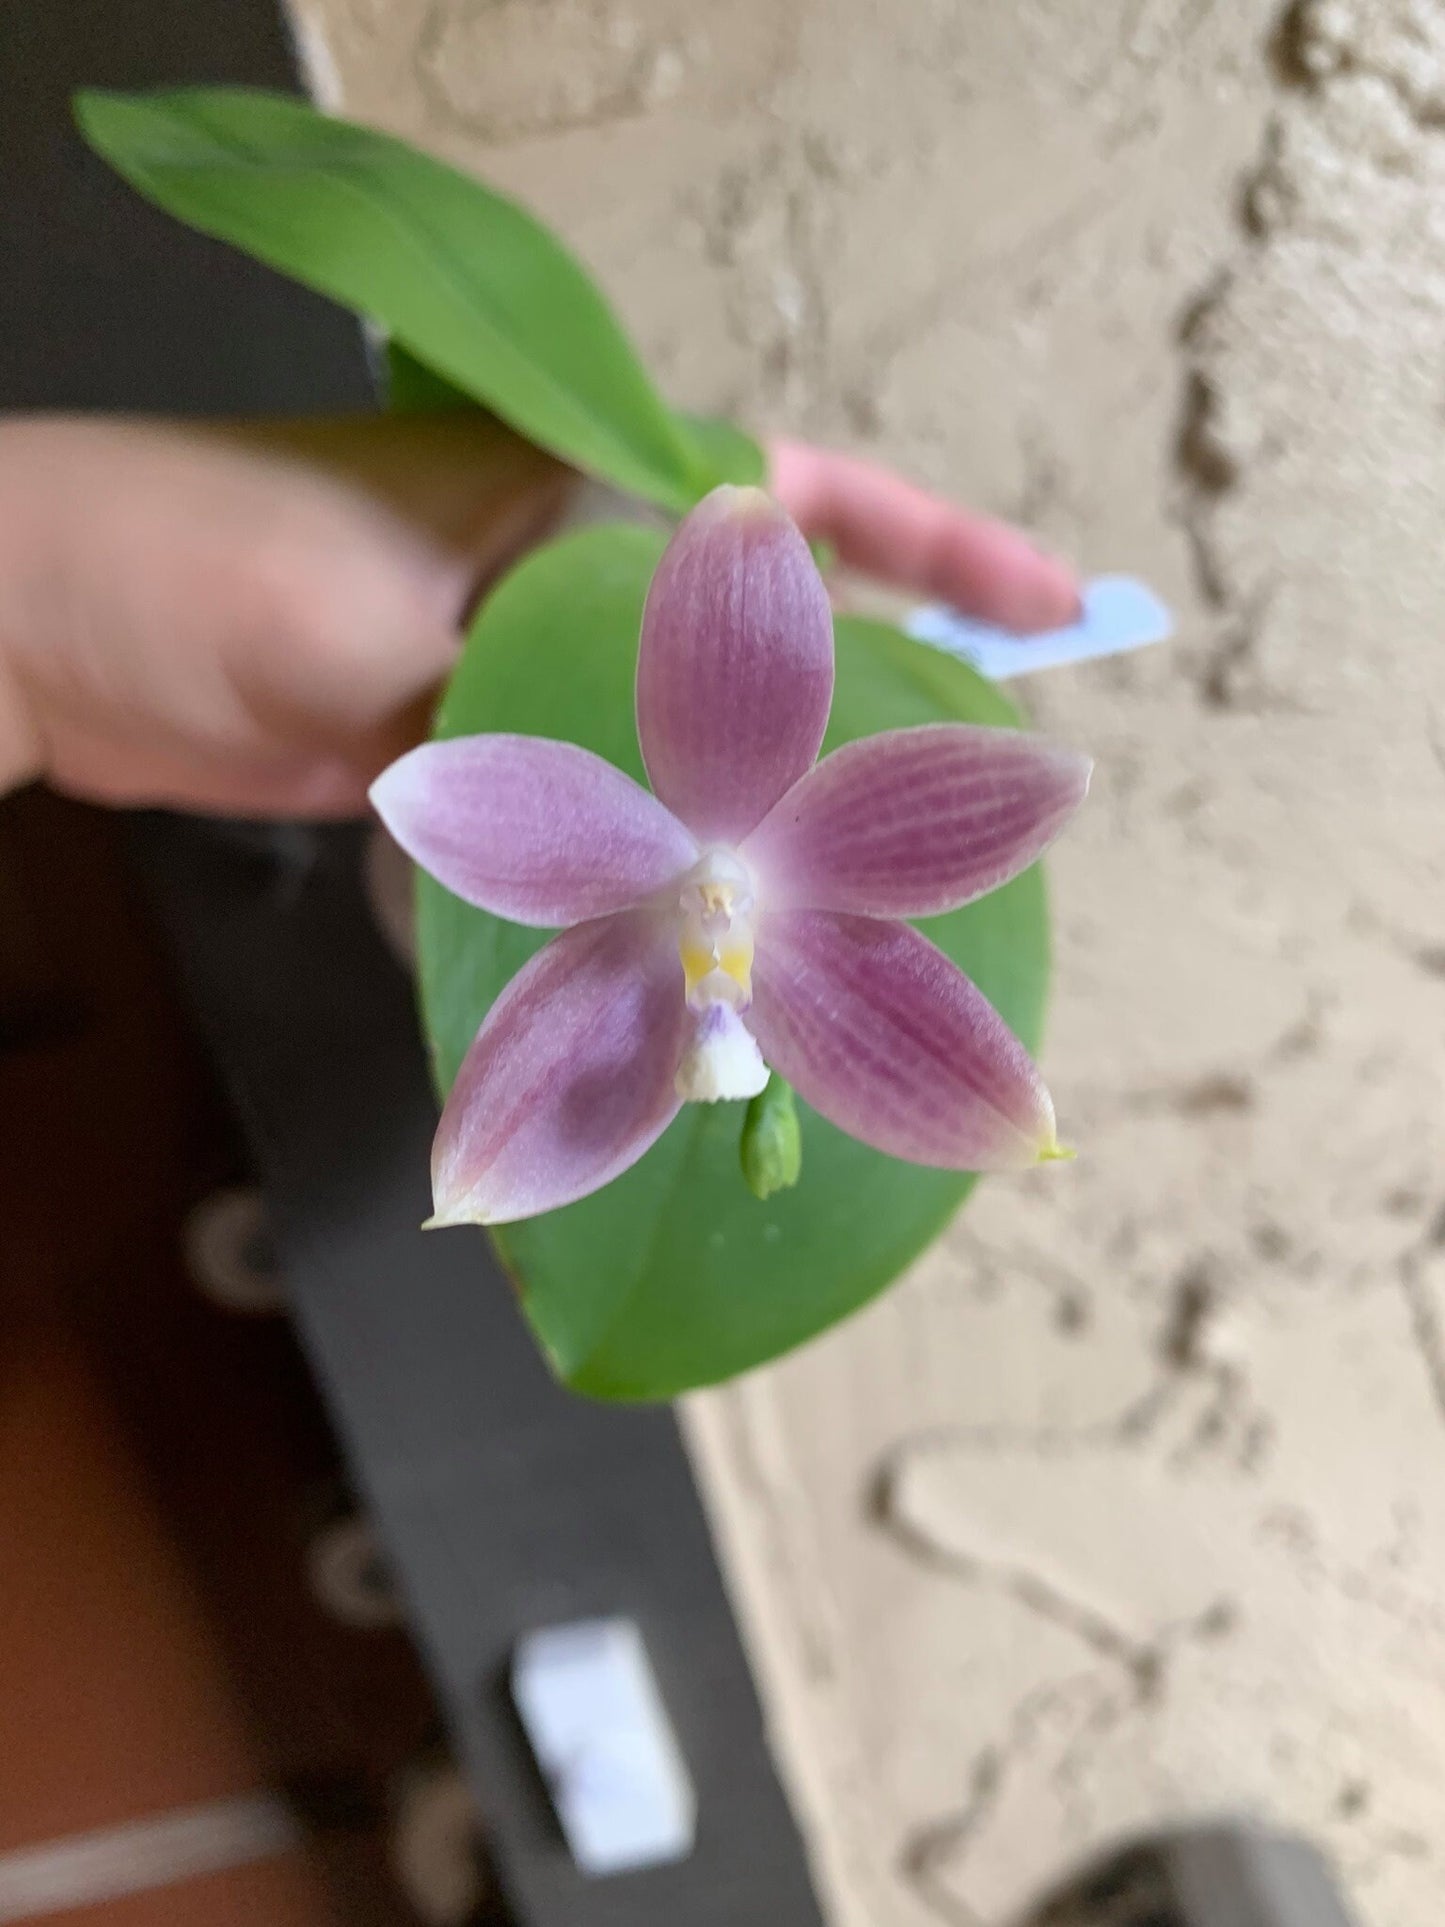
[0, 414, 1079, 818]
[0, 411, 568, 816]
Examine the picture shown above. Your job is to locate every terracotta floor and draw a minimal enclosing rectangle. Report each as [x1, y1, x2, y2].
[0, 790, 456, 1926]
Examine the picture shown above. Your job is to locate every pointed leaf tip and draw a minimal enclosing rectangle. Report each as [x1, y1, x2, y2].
[73, 86, 702, 510]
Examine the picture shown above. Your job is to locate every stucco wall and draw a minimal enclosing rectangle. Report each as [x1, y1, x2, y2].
[294, 3, 1445, 1920]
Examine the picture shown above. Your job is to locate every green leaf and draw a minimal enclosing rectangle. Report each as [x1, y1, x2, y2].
[384, 339, 477, 415]
[382, 340, 766, 500]
[675, 413, 767, 489]
[415, 526, 1051, 1400]
[74, 87, 709, 511]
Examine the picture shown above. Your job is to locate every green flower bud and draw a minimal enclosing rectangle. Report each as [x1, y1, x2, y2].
[740, 1074, 802, 1201]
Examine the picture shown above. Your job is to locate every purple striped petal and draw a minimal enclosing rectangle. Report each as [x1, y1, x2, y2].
[636, 486, 835, 844]
[431, 911, 687, 1225]
[743, 724, 1091, 918]
[371, 735, 697, 927]
[749, 911, 1058, 1170]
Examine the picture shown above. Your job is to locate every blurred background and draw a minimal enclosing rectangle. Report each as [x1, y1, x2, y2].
[7, 1, 1445, 1925]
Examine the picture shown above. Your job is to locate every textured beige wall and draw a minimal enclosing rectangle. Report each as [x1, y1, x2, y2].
[296, 2, 1445, 1921]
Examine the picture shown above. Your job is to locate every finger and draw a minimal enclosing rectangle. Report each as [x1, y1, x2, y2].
[41, 720, 379, 819]
[0, 645, 41, 799]
[767, 438, 1081, 634]
[43, 685, 445, 821]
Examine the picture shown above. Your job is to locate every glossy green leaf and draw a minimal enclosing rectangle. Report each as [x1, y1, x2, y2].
[675, 412, 767, 489]
[415, 526, 1051, 1400]
[383, 337, 765, 499]
[383, 338, 766, 495]
[75, 87, 708, 511]
[384, 339, 477, 415]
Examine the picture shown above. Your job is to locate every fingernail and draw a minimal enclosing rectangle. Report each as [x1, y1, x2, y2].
[1011, 549, 1083, 634]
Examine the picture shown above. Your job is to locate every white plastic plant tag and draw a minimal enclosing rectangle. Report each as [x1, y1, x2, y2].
[511, 1618, 695, 1877]
[906, 575, 1172, 680]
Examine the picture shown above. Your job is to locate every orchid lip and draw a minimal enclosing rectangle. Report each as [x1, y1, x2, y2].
[675, 1000, 768, 1103]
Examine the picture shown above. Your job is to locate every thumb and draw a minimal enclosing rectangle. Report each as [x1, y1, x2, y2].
[204, 410, 577, 620]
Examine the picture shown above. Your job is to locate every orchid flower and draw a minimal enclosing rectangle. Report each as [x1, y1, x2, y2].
[372, 486, 1091, 1226]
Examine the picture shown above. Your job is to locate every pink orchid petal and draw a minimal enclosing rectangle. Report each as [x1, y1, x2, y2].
[635, 486, 835, 843]
[743, 724, 1091, 918]
[431, 911, 687, 1225]
[749, 911, 1058, 1170]
[371, 735, 697, 926]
